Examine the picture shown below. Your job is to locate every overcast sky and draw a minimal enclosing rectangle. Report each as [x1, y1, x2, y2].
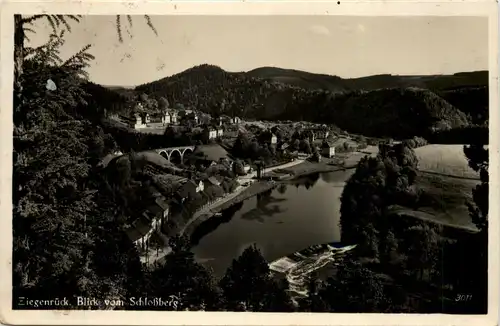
[29, 15, 488, 87]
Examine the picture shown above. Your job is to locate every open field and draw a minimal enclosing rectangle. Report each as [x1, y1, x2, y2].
[409, 144, 481, 229]
[415, 144, 479, 179]
[137, 127, 166, 135]
[413, 172, 479, 230]
[278, 160, 338, 177]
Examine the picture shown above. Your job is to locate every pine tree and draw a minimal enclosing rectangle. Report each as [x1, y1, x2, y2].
[13, 17, 147, 309]
[147, 236, 222, 311]
[219, 245, 294, 312]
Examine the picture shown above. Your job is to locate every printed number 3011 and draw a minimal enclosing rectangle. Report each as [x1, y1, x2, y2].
[455, 294, 473, 302]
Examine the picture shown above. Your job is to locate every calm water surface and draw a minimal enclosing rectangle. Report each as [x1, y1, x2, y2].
[191, 170, 355, 277]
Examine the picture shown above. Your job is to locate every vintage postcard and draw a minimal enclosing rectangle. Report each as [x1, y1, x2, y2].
[0, 0, 498, 325]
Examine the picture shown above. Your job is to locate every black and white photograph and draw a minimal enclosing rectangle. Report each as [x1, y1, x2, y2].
[1, 1, 498, 325]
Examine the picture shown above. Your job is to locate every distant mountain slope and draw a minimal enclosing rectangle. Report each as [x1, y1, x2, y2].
[247, 67, 347, 92]
[132, 64, 485, 138]
[437, 86, 489, 125]
[247, 67, 488, 91]
[319, 88, 469, 138]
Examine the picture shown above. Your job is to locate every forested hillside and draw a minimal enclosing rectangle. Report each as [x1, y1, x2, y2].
[437, 86, 489, 125]
[247, 67, 487, 91]
[134, 65, 487, 139]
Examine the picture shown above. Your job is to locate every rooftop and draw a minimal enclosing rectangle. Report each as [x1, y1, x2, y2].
[206, 176, 221, 185]
[125, 215, 153, 242]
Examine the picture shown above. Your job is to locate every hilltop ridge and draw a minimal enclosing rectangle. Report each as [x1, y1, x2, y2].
[97, 64, 488, 140]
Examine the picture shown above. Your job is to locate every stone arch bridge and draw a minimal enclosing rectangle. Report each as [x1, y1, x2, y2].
[154, 146, 195, 163]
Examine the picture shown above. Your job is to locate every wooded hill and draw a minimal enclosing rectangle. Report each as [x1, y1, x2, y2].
[109, 65, 488, 139]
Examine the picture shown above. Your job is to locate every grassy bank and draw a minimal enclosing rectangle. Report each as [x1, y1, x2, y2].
[279, 160, 338, 177]
[278, 150, 378, 179]
[412, 172, 479, 229]
[415, 144, 479, 179]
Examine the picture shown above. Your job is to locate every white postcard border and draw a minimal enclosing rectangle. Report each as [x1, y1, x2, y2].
[0, 1, 498, 325]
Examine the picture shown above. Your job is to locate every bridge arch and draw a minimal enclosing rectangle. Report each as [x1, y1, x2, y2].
[169, 149, 182, 164]
[154, 146, 196, 164]
[159, 150, 170, 161]
[182, 147, 193, 161]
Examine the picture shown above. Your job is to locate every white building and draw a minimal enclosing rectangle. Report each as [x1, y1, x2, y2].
[131, 113, 147, 129]
[162, 111, 171, 125]
[170, 111, 178, 124]
[195, 180, 204, 193]
[270, 133, 277, 145]
[321, 141, 335, 158]
[205, 127, 217, 139]
[216, 127, 224, 138]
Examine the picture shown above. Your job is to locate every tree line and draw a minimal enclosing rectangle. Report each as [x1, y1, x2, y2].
[338, 142, 488, 313]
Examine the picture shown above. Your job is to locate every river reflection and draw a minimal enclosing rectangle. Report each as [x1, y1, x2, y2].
[240, 189, 288, 223]
[191, 170, 355, 278]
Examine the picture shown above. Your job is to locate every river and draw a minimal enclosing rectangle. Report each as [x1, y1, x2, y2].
[190, 169, 356, 278]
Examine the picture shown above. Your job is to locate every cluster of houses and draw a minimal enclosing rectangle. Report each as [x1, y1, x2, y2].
[204, 125, 224, 140]
[125, 145, 250, 251]
[261, 126, 335, 159]
[114, 101, 242, 134]
[125, 172, 239, 251]
[124, 177, 210, 251]
[123, 122, 338, 252]
[126, 194, 170, 250]
[117, 109, 179, 130]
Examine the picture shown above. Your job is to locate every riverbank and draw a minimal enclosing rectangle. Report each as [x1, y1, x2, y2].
[181, 180, 277, 236]
[180, 161, 345, 237]
[181, 153, 371, 238]
[178, 159, 305, 236]
[277, 149, 379, 179]
[146, 152, 371, 267]
[279, 160, 347, 179]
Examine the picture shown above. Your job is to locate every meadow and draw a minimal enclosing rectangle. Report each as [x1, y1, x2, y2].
[412, 144, 480, 230]
[415, 144, 479, 179]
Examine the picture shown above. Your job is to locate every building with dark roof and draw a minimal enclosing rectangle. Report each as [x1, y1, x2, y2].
[177, 179, 204, 201]
[321, 140, 336, 158]
[205, 176, 221, 187]
[125, 213, 158, 250]
[125, 196, 170, 250]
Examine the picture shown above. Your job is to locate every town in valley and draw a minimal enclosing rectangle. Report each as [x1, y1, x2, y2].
[11, 14, 490, 314]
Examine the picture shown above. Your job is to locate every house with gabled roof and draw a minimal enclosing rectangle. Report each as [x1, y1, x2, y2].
[216, 126, 224, 138]
[321, 140, 336, 158]
[204, 126, 218, 140]
[278, 142, 290, 153]
[218, 115, 231, 126]
[204, 176, 221, 187]
[126, 214, 154, 250]
[176, 179, 205, 202]
[125, 195, 170, 250]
